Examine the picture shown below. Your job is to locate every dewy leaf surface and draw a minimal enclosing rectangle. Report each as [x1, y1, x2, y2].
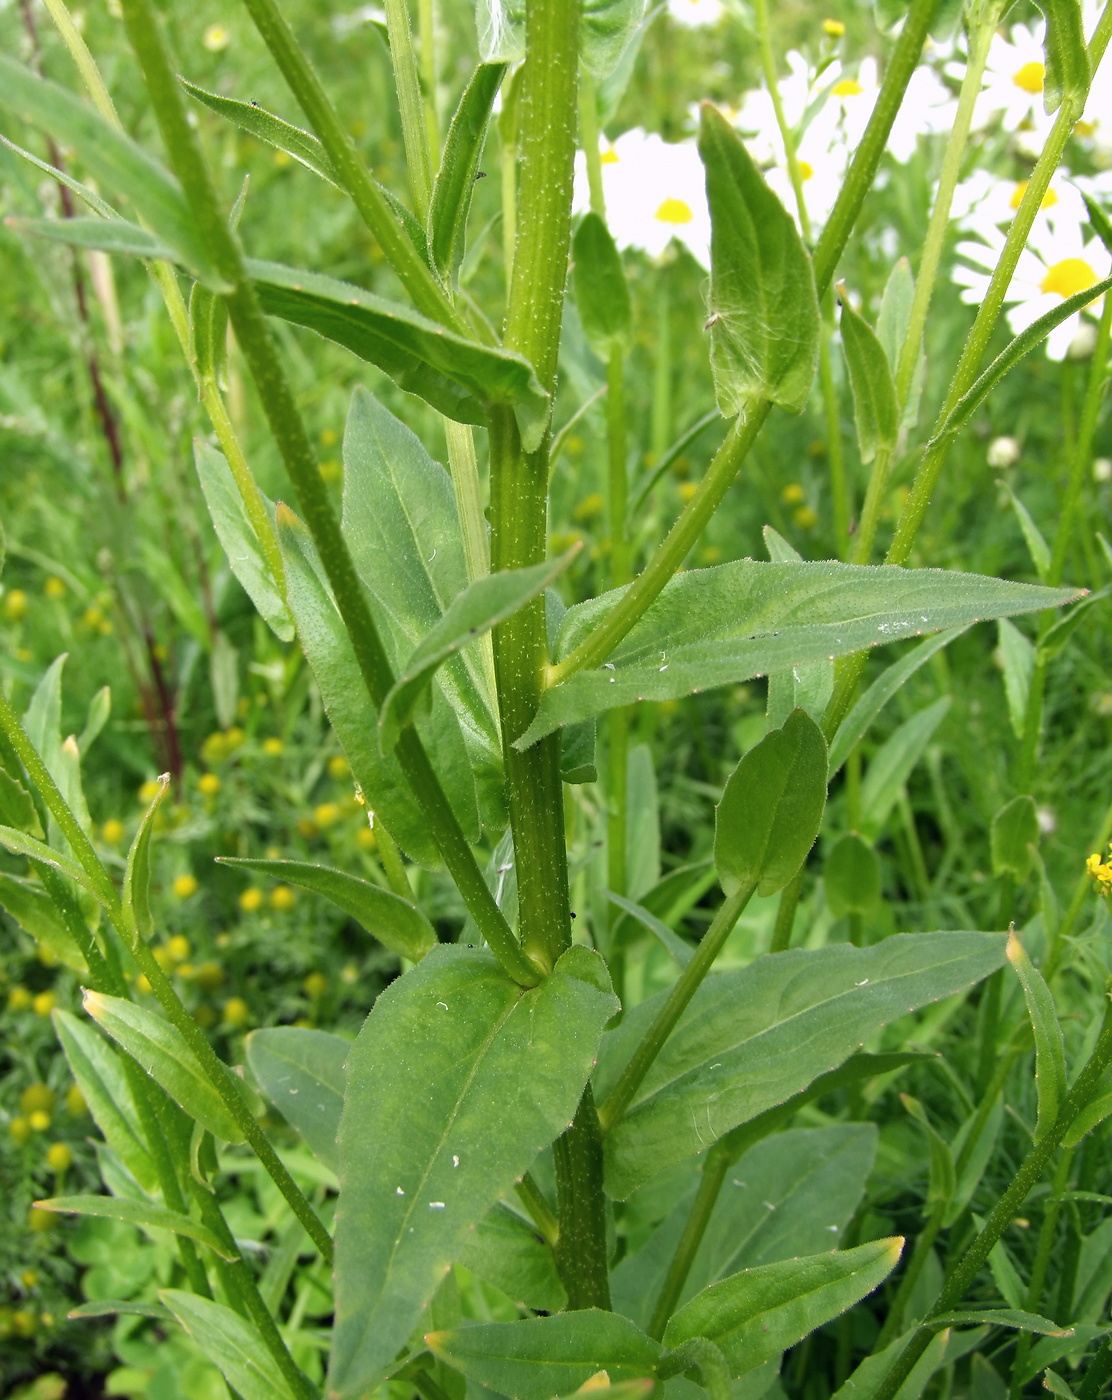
[427, 1309, 661, 1400]
[329, 944, 618, 1399]
[518, 561, 1080, 747]
[663, 1239, 902, 1376]
[245, 1027, 349, 1172]
[597, 932, 1007, 1197]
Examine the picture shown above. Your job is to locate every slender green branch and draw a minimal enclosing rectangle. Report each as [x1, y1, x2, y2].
[769, 867, 804, 952]
[873, 1201, 946, 1351]
[870, 994, 1112, 1400]
[648, 1144, 731, 1338]
[515, 1171, 560, 1249]
[383, 0, 434, 221]
[598, 880, 756, 1132]
[553, 1085, 611, 1309]
[1009, 1149, 1074, 1399]
[117, 0, 536, 988]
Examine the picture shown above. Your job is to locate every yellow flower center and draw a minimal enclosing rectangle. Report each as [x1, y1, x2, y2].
[1040, 258, 1098, 299]
[823, 18, 846, 35]
[655, 197, 694, 225]
[798, 160, 814, 181]
[1012, 61, 1045, 94]
[832, 78, 863, 97]
[1009, 181, 1058, 211]
[601, 149, 619, 165]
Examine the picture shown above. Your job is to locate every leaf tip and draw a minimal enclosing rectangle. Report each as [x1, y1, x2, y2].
[1006, 928, 1025, 964]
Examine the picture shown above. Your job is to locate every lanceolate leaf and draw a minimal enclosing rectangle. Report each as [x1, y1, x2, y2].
[1034, 0, 1089, 111]
[573, 212, 633, 354]
[379, 552, 575, 751]
[0, 826, 107, 906]
[0, 55, 226, 288]
[220, 857, 437, 961]
[181, 79, 341, 184]
[699, 103, 820, 416]
[122, 773, 169, 947]
[427, 1309, 661, 1400]
[858, 696, 950, 841]
[839, 292, 899, 463]
[429, 63, 506, 278]
[596, 931, 1007, 1197]
[1007, 931, 1067, 1142]
[83, 991, 244, 1144]
[248, 259, 550, 449]
[34, 1196, 235, 1258]
[160, 1291, 301, 1400]
[9, 214, 176, 262]
[329, 945, 618, 1398]
[245, 1027, 348, 1171]
[991, 795, 1039, 879]
[663, 1238, 903, 1376]
[0, 873, 85, 971]
[518, 562, 1078, 747]
[457, 1203, 567, 1313]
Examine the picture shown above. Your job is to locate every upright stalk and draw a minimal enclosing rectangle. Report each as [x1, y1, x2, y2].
[1008, 1149, 1074, 1398]
[383, 0, 434, 221]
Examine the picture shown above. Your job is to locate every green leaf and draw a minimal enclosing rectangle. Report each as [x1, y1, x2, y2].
[477, 0, 647, 77]
[427, 1310, 661, 1400]
[607, 890, 695, 967]
[249, 259, 549, 449]
[0, 56, 227, 288]
[189, 280, 228, 393]
[1043, 1369, 1080, 1399]
[519, 562, 1077, 748]
[226, 855, 437, 959]
[596, 931, 1007, 1197]
[715, 709, 828, 897]
[82, 991, 244, 1144]
[0, 764, 39, 834]
[612, 1124, 877, 1330]
[379, 552, 575, 751]
[831, 1328, 979, 1400]
[1007, 931, 1067, 1143]
[278, 505, 477, 866]
[663, 1238, 902, 1376]
[34, 1196, 234, 1259]
[160, 1290, 301, 1400]
[194, 442, 294, 643]
[69, 1300, 173, 1321]
[8, 214, 176, 261]
[825, 833, 881, 917]
[839, 291, 898, 463]
[182, 78, 340, 184]
[1063, 1090, 1112, 1148]
[1002, 486, 1052, 583]
[122, 773, 169, 947]
[991, 796, 1039, 880]
[0, 874, 84, 971]
[828, 628, 968, 776]
[876, 257, 914, 377]
[1033, 0, 1089, 111]
[429, 63, 506, 278]
[900, 1094, 956, 1206]
[0, 135, 120, 219]
[342, 387, 498, 752]
[929, 1310, 1074, 1337]
[0, 826, 108, 905]
[77, 686, 111, 757]
[457, 1203, 567, 1312]
[573, 212, 633, 355]
[859, 696, 950, 842]
[329, 944, 618, 1398]
[1038, 582, 1112, 663]
[998, 619, 1036, 740]
[245, 1027, 348, 1171]
[699, 103, 820, 416]
[52, 1008, 158, 1194]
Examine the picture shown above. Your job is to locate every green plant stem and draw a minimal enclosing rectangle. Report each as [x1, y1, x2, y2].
[579, 71, 605, 216]
[1080, 1337, 1112, 1400]
[375, 818, 414, 899]
[119, 0, 535, 988]
[769, 867, 804, 952]
[869, 994, 1112, 1400]
[417, 0, 440, 173]
[648, 1141, 731, 1339]
[515, 1171, 560, 1250]
[444, 419, 497, 698]
[874, 1200, 946, 1352]
[598, 880, 756, 1132]
[1009, 1148, 1074, 1399]
[553, 1085, 611, 1309]
[383, 0, 433, 221]
[606, 340, 632, 998]
[651, 279, 672, 463]
[235, 0, 461, 329]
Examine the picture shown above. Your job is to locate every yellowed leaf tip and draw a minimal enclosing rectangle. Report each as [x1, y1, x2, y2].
[275, 501, 302, 529]
[82, 988, 105, 1020]
[886, 1236, 905, 1263]
[577, 1373, 612, 1394]
[424, 1331, 447, 1355]
[1006, 929, 1025, 964]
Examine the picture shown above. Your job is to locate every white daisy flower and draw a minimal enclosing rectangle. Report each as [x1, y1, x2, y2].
[951, 172, 1088, 241]
[765, 126, 851, 231]
[667, 0, 725, 26]
[573, 129, 711, 267]
[963, 21, 1055, 146]
[953, 217, 1110, 360]
[888, 66, 959, 161]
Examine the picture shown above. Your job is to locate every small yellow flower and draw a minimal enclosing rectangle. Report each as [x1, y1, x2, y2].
[8, 985, 32, 1013]
[4, 589, 28, 621]
[82, 606, 105, 629]
[167, 935, 192, 962]
[793, 506, 819, 530]
[65, 1086, 87, 1116]
[27, 1207, 54, 1233]
[32, 991, 56, 1018]
[225, 727, 245, 749]
[20, 1270, 38, 1290]
[573, 492, 605, 522]
[357, 825, 377, 850]
[262, 737, 284, 756]
[822, 17, 846, 34]
[136, 974, 152, 994]
[239, 887, 264, 913]
[780, 482, 806, 505]
[203, 23, 230, 50]
[1086, 847, 1112, 895]
[196, 961, 224, 992]
[13, 1308, 38, 1334]
[172, 873, 199, 900]
[154, 946, 175, 971]
[9, 1117, 31, 1145]
[303, 971, 328, 999]
[138, 779, 162, 805]
[22, 1084, 55, 1116]
[198, 773, 221, 797]
[314, 802, 341, 829]
[46, 1142, 72, 1172]
[328, 755, 350, 779]
[832, 77, 863, 97]
[29, 1110, 51, 1133]
[678, 481, 699, 503]
[44, 576, 66, 600]
[101, 818, 125, 845]
[270, 884, 296, 911]
[223, 996, 250, 1028]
